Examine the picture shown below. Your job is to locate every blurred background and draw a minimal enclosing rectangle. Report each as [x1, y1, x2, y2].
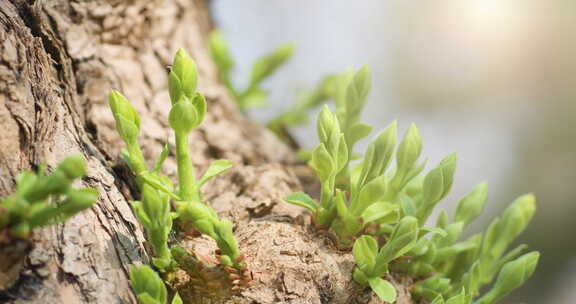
[210, 1, 576, 303]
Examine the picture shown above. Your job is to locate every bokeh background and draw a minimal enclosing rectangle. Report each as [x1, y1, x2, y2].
[210, 1, 576, 303]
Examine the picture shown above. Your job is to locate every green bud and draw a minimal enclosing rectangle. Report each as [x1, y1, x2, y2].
[454, 182, 488, 226]
[141, 184, 169, 224]
[169, 97, 199, 134]
[109, 90, 141, 145]
[177, 201, 217, 238]
[170, 48, 198, 103]
[476, 252, 539, 304]
[59, 188, 98, 215]
[56, 155, 86, 180]
[317, 105, 340, 146]
[129, 265, 167, 304]
[483, 194, 536, 263]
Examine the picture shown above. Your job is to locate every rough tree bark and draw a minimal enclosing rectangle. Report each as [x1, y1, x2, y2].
[0, 1, 413, 303]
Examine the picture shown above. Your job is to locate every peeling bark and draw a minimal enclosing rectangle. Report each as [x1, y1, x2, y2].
[0, 1, 414, 303]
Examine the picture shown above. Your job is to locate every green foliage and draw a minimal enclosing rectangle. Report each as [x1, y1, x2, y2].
[109, 48, 241, 270]
[352, 217, 419, 302]
[129, 265, 182, 304]
[0, 155, 97, 239]
[209, 30, 293, 111]
[282, 65, 538, 303]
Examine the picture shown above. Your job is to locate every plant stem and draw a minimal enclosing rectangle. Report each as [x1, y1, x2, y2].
[128, 144, 147, 176]
[175, 130, 199, 202]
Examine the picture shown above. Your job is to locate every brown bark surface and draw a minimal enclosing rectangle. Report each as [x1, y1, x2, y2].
[0, 1, 413, 303]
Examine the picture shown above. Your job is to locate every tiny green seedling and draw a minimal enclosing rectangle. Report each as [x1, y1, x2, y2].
[352, 216, 419, 303]
[0, 155, 97, 240]
[109, 49, 242, 272]
[209, 30, 293, 111]
[130, 265, 182, 304]
[282, 64, 539, 303]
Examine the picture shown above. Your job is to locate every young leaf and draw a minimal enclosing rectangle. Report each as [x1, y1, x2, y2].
[199, 159, 233, 186]
[250, 44, 294, 85]
[109, 91, 141, 145]
[284, 192, 318, 212]
[375, 216, 419, 274]
[344, 66, 371, 126]
[153, 144, 170, 174]
[475, 252, 539, 304]
[353, 175, 387, 215]
[368, 277, 397, 303]
[309, 144, 334, 182]
[454, 182, 488, 226]
[129, 265, 167, 304]
[360, 202, 398, 224]
[353, 235, 379, 273]
[391, 123, 422, 192]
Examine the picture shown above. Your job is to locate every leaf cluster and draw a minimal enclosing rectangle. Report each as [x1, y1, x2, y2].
[110, 49, 241, 272]
[283, 67, 539, 303]
[0, 155, 97, 239]
[130, 265, 182, 304]
[406, 190, 539, 304]
[209, 30, 293, 111]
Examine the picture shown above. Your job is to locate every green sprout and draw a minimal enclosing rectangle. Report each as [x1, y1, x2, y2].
[209, 30, 293, 111]
[352, 216, 419, 303]
[404, 191, 538, 302]
[283, 67, 428, 243]
[0, 155, 97, 240]
[109, 48, 241, 270]
[130, 265, 182, 304]
[282, 65, 539, 302]
[109, 90, 177, 271]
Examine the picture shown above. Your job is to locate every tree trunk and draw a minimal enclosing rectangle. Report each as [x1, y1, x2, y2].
[0, 1, 413, 303]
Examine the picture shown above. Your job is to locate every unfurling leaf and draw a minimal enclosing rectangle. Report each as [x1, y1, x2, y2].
[284, 192, 318, 212]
